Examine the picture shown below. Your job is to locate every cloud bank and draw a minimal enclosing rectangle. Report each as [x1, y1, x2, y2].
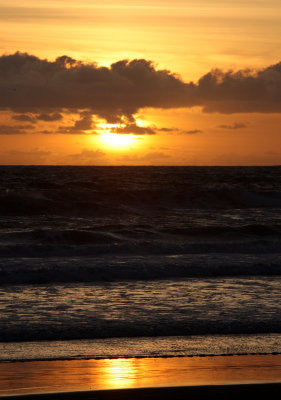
[1, 52, 281, 134]
[0, 52, 189, 122]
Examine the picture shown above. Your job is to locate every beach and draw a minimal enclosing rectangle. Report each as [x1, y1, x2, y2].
[1, 354, 281, 398]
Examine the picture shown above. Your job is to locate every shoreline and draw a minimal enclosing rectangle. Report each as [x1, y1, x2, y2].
[1, 354, 281, 397]
[2, 352, 281, 363]
[1, 351, 281, 364]
[3, 333, 281, 362]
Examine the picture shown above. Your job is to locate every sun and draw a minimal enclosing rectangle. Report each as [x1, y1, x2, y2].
[99, 132, 135, 150]
[96, 123, 136, 151]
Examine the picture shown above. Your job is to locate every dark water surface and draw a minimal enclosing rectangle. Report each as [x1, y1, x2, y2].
[0, 166, 280, 359]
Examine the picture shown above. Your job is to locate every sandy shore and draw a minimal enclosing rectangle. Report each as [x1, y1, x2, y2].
[1, 355, 281, 398]
[1, 383, 281, 400]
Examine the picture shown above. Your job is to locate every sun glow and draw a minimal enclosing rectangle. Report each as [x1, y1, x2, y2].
[99, 132, 135, 150]
[96, 123, 136, 150]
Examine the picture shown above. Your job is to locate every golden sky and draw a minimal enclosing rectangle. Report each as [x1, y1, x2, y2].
[0, 0, 281, 165]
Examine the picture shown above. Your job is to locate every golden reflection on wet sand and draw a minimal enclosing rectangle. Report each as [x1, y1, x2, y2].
[1, 355, 281, 396]
[95, 359, 137, 388]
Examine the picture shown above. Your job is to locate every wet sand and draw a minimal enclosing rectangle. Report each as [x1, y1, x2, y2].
[1, 355, 281, 398]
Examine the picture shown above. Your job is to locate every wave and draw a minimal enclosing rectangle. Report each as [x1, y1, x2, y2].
[0, 166, 281, 215]
[1, 186, 280, 216]
[2, 314, 281, 342]
[2, 334, 281, 361]
[0, 233, 280, 259]
[1, 223, 281, 246]
[1, 254, 281, 284]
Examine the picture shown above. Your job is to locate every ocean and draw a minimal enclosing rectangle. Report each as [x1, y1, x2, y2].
[1, 165, 281, 361]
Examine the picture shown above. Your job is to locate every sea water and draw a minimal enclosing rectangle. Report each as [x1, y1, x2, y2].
[0, 166, 281, 361]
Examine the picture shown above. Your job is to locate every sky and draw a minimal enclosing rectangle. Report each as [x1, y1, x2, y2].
[0, 0, 281, 165]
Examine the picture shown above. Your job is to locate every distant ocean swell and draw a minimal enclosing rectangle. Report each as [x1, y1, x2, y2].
[1, 183, 281, 215]
[0, 166, 281, 215]
[1, 254, 281, 285]
[1, 222, 281, 242]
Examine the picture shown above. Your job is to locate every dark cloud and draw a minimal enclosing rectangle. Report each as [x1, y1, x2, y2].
[182, 129, 203, 134]
[0, 52, 189, 120]
[57, 112, 95, 134]
[1, 52, 281, 136]
[157, 127, 202, 134]
[197, 64, 281, 113]
[113, 123, 156, 135]
[37, 130, 54, 134]
[36, 112, 63, 121]
[217, 122, 247, 130]
[12, 112, 63, 124]
[0, 124, 35, 134]
[12, 114, 37, 123]
[158, 127, 177, 132]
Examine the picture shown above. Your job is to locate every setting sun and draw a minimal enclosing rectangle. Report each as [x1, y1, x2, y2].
[98, 132, 135, 151]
